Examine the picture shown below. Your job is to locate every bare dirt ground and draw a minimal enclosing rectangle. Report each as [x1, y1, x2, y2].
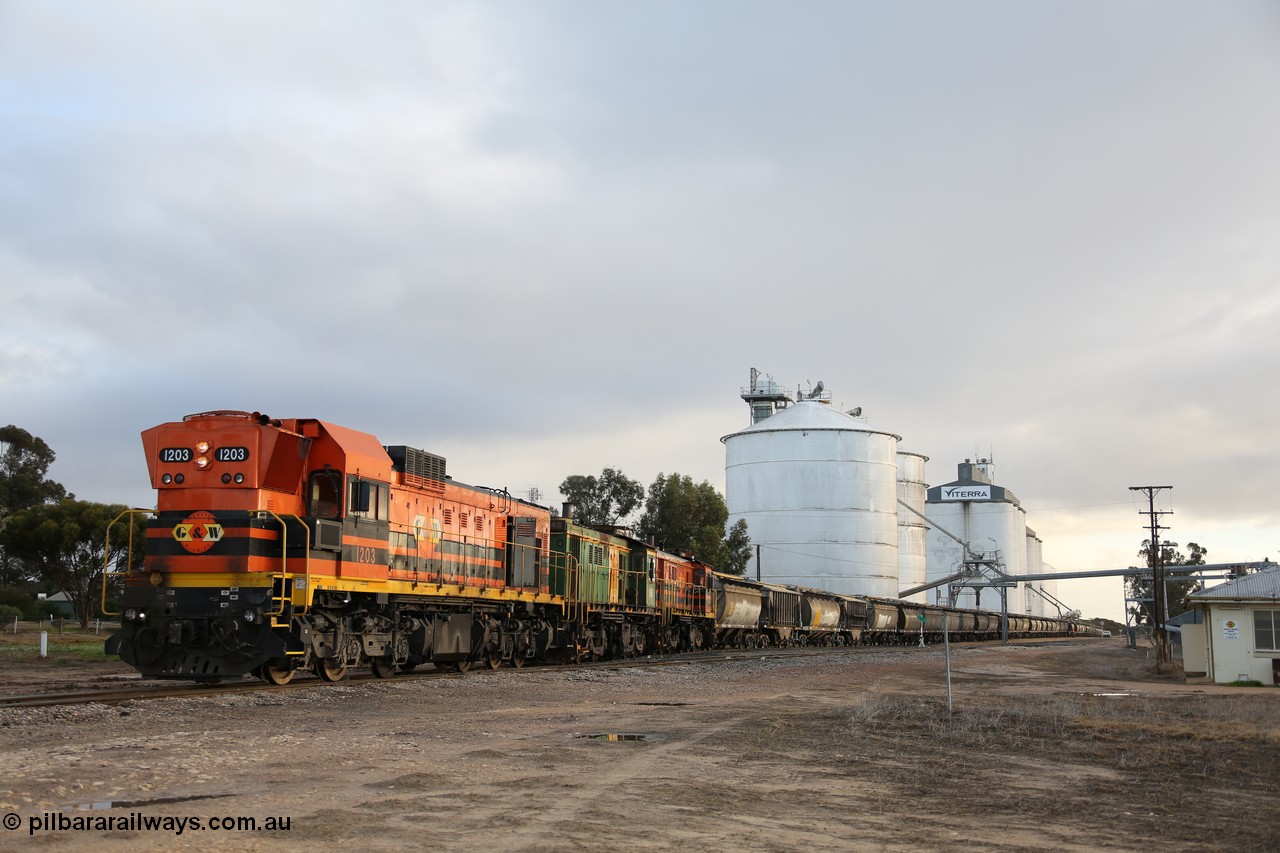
[1, 638, 1276, 852]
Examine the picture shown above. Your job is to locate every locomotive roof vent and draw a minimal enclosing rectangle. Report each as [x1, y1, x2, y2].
[385, 445, 447, 482]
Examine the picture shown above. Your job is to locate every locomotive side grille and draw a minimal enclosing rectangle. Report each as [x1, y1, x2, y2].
[312, 519, 343, 552]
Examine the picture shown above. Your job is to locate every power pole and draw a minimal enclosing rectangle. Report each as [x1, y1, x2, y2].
[1130, 485, 1172, 667]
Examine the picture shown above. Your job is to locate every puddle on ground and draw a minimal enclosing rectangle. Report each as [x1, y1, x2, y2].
[72, 793, 231, 811]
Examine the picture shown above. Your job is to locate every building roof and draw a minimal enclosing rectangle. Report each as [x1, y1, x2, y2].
[926, 460, 1021, 507]
[721, 399, 902, 442]
[1189, 566, 1280, 602]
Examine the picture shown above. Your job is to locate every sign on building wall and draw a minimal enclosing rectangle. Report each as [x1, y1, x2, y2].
[1223, 619, 1240, 640]
[940, 485, 992, 501]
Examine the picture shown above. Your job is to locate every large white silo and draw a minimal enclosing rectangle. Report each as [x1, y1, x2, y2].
[897, 450, 929, 603]
[1025, 528, 1044, 617]
[723, 398, 902, 598]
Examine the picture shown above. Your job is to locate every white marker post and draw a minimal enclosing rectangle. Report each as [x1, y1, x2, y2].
[943, 613, 953, 720]
[40, 631, 48, 658]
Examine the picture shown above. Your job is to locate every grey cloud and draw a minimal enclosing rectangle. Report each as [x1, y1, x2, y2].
[3, 2, 1279, 620]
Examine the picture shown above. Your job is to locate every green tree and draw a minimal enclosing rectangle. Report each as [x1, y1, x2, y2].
[636, 473, 750, 574]
[1126, 540, 1206, 625]
[0, 425, 71, 584]
[559, 468, 644, 527]
[720, 517, 752, 576]
[0, 500, 143, 627]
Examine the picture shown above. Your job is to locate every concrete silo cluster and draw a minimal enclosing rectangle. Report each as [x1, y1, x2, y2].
[722, 369, 1061, 617]
[924, 459, 1057, 616]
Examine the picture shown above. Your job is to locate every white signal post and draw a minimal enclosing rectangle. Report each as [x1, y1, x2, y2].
[943, 613, 953, 719]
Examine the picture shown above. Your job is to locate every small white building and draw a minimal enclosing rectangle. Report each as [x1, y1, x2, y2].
[1183, 567, 1280, 684]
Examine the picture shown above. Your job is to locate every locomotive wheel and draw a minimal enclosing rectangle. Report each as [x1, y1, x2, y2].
[370, 658, 397, 679]
[398, 662, 419, 673]
[511, 654, 526, 669]
[456, 659, 472, 673]
[315, 658, 349, 682]
[485, 651, 503, 670]
[259, 661, 295, 686]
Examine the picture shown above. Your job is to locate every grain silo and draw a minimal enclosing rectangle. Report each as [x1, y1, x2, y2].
[723, 377, 901, 598]
[924, 459, 1028, 611]
[896, 450, 929, 603]
[1025, 528, 1044, 617]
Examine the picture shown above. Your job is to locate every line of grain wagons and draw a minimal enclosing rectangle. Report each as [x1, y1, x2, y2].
[712, 573, 1095, 647]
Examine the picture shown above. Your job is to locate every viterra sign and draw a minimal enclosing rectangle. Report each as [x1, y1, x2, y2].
[940, 485, 992, 501]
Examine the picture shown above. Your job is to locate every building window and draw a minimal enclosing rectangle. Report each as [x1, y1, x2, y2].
[1255, 610, 1280, 652]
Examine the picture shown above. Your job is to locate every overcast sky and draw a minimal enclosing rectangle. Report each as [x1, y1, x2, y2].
[3, 1, 1278, 621]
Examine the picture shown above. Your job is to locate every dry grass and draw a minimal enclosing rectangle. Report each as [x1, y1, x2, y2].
[705, 688, 1278, 850]
[839, 692, 1280, 781]
[0, 626, 116, 664]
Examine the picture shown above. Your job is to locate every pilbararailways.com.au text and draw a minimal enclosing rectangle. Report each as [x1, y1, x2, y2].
[12, 812, 292, 836]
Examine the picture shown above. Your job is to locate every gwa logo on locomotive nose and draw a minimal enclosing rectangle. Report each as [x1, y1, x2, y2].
[172, 510, 224, 554]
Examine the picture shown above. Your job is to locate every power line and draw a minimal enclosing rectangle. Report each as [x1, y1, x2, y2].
[755, 543, 893, 570]
[1022, 501, 1132, 513]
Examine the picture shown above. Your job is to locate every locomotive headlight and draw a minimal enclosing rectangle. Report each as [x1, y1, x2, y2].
[124, 608, 137, 621]
[195, 441, 210, 454]
[221, 473, 232, 484]
[195, 455, 210, 470]
[234, 473, 244, 484]
[162, 474, 172, 484]
[243, 609, 257, 623]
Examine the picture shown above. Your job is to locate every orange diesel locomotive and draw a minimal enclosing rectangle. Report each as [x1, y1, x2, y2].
[105, 411, 716, 684]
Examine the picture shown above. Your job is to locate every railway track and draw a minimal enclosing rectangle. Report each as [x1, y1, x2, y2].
[0, 643, 925, 709]
[1, 639, 1092, 710]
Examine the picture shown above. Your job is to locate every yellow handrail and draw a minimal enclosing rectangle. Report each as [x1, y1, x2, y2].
[100, 508, 155, 616]
[254, 510, 312, 620]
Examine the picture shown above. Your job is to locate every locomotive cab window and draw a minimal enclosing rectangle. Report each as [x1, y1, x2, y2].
[349, 477, 390, 521]
[308, 469, 342, 519]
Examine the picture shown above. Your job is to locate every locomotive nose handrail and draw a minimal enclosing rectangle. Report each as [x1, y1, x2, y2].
[99, 508, 156, 617]
[253, 510, 313, 622]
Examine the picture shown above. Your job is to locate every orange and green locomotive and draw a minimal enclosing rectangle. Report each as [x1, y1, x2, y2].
[105, 410, 716, 683]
